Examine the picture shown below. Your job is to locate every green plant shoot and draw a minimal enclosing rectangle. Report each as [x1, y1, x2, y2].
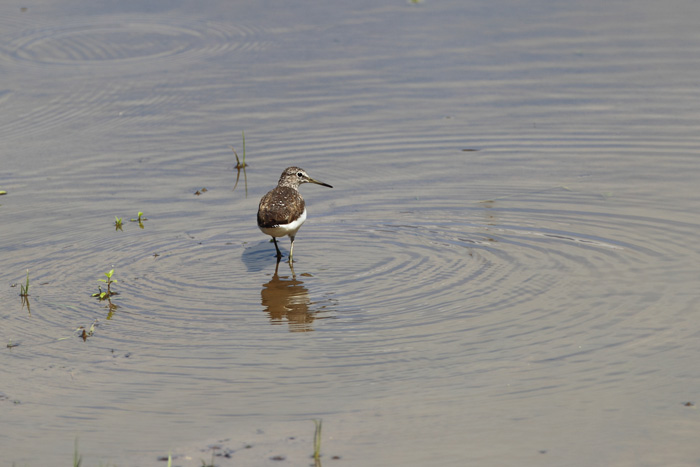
[19, 270, 29, 297]
[313, 418, 322, 461]
[94, 269, 118, 299]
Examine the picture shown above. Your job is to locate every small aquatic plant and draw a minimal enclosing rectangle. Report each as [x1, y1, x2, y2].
[73, 437, 83, 467]
[92, 269, 118, 300]
[230, 130, 248, 169]
[200, 451, 215, 467]
[18, 270, 31, 313]
[129, 211, 148, 229]
[129, 211, 147, 222]
[313, 418, 322, 461]
[114, 216, 123, 231]
[230, 132, 249, 195]
[77, 319, 98, 341]
[19, 270, 29, 297]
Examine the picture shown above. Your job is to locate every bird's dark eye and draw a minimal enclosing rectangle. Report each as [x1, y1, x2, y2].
[297, 172, 303, 177]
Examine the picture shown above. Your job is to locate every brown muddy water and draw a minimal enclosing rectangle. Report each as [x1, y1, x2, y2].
[2, 1, 700, 466]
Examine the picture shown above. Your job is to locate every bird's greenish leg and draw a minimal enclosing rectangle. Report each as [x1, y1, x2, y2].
[288, 235, 295, 263]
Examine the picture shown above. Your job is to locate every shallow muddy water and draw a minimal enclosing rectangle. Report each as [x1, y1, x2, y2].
[2, 0, 700, 465]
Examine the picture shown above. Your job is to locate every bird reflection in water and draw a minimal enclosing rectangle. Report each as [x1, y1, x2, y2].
[261, 260, 317, 332]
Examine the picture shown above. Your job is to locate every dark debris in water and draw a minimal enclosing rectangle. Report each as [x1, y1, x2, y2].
[110, 349, 132, 359]
[205, 443, 235, 458]
[194, 187, 208, 195]
[0, 393, 21, 404]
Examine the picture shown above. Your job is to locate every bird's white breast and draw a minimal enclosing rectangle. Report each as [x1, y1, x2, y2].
[259, 208, 307, 238]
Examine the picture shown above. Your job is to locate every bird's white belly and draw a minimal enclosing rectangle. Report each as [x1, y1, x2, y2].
[259, 208, 307, 238]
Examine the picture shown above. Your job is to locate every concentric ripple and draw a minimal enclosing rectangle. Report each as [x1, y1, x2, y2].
[0, 17, 272, 144]
[0, 18, 270, 68]
[298, 184, 696, 350]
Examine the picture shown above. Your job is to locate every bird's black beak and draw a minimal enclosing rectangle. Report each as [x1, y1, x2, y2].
[308, 177, 333, 188]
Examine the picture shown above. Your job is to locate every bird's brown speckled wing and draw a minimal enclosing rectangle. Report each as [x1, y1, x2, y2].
[257, 186, 305, 228]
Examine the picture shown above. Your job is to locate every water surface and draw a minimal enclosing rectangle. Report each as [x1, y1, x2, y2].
[2, 1, 700, 465]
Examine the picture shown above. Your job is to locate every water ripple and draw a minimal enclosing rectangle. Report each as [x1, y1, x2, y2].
[0, 19, 270, 68]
